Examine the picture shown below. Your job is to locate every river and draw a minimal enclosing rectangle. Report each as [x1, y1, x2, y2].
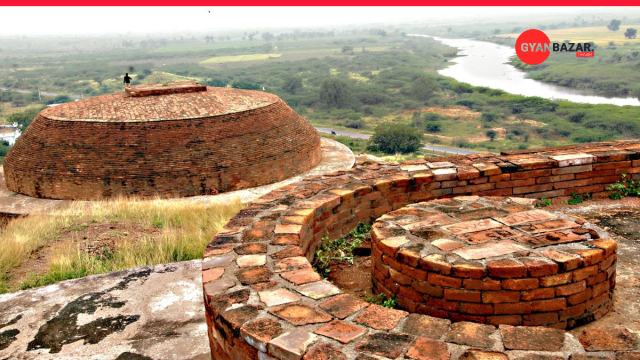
[411, 35, 640, 107]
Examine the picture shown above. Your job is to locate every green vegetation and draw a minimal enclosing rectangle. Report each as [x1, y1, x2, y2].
[535, 197, 553, 207]
[364, 292, 397, 309]
[564, 192, 590, 205]
[200, 53, 282, 64]
[0, 198, 242, 293]
[371, 123, 424, 154]
[606, 174, 640, 199]
[313, 223, 371, 277]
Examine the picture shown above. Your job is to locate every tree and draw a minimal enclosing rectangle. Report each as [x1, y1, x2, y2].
[231, 81, 260, 90]
[203, 78, 227, 87]
[282, 75, 303, 94]
[625, 28, 637, 39]
[486, 130, 498, 141]
[481, 113, 498, 122]
[370, 123, 423, 154]
[9, 106, 45, 131]
[493, 29, 501, 35]
[425, 123, 441, 133]
[607, 19, 621, 32]
[319, 78, 351, 108]
[410, 75, 440, 103]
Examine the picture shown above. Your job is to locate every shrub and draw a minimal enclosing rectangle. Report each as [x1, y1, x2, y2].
[424, 112, 442, 122]
[370, 122, 423, 154]
[481, 113, 499, 122]
[425, 122, 442, 133]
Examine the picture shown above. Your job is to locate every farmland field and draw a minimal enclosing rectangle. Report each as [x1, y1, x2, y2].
[200, 53, 282, 64]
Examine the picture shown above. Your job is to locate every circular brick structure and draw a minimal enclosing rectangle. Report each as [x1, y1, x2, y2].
[203, 140, 640, 360]
[371, 196, 616, 328]
[3, 82, 322, 200]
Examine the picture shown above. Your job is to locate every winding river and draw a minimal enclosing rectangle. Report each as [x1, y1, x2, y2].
[411, 35, 640, 107]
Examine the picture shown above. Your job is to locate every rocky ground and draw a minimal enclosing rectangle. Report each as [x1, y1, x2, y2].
[0, 261, 210, 360]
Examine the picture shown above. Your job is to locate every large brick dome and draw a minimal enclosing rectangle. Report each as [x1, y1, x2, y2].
[3, 82, 322, 200]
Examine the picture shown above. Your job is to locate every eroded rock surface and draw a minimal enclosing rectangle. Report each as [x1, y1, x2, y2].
[0, 260, 209, 360]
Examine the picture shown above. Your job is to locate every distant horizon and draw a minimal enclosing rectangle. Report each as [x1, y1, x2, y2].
[1, 6, 640, 36]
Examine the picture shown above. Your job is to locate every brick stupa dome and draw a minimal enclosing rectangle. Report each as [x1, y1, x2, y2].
[3, 82, 322, 200]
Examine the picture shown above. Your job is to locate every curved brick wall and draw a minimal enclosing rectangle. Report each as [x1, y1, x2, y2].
[371, 197, 616, 328]
[202, 140, 640, 360]
[3, 85, 321, 200]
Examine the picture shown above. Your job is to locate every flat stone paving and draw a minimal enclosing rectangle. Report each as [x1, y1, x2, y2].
[371, 196, 617, 328]
[0, 138, 354, 216]
[0, 260, 210, 360]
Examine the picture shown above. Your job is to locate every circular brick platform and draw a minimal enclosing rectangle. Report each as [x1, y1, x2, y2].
[4, 82, 321, 200]
[371, 196, 617, 328]
[203, 140, 640, 360]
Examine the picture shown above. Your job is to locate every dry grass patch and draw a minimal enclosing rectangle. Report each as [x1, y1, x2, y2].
[0, 197, 243, 293]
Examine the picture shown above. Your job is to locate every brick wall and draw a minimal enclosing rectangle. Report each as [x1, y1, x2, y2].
[201, 140, 640, 360]
[3, 99, 321, 200]
[370, 198, 616, 329]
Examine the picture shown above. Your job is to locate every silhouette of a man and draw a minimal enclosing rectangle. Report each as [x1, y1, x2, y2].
[123, 73, 132, 88]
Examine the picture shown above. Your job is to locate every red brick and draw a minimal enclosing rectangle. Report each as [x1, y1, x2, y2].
[540, 272, 573, 287]
[531, 298, 567, 312]
[405, 338, 450, 360]
[482, 291, 520, 304]
[463, 278, 502, 291]
[494, 302, 532, 315]
[487, 259, 527, 278]
[567, 288, 593, 305]
[521, 288, 555, 301]
[573, 265, 598, 282]
[540, 249, 581, 271]
[452, 263, 487, 279]
[556, 281, 586, 296]
[444, 289, 481, 302]
[521, 258, 559, 277]
[501, 278, 539, 290]
[428, 273, 462, 288]
[460, 303, 494, 315]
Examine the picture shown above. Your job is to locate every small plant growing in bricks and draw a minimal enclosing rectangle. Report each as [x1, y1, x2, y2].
[314, 223, 371, 276]
[364, 292, 397, 309]
[535, 197, 552, 207]
[564, 192, 589, 205]
[607, 174, 640, 200]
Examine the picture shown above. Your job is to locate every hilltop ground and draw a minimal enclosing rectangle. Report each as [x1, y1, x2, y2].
[0, 196, 638, 359]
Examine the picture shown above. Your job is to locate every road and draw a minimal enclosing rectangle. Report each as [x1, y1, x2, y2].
[0, 87, 82, 100]
[315, 126, 476, 155]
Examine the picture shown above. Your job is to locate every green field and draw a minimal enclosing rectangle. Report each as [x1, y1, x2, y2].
[200, 53, 282, 64]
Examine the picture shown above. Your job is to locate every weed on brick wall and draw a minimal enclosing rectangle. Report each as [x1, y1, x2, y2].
[313, 223, 371, 277]
[607, 174, 640, 200]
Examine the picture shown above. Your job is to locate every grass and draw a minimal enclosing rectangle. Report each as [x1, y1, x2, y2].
[314, 222, 371, 277]
[500, 26, 640, 46]
[0, 197, 243, 293]
[200, 53, 282, 65]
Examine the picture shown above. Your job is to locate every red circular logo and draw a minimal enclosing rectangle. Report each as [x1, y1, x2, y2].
[515, 29, 551, 65]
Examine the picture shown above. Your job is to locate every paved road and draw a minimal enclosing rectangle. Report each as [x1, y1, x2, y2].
[315, 126, 476, 155]
[0, 87, 82, 100]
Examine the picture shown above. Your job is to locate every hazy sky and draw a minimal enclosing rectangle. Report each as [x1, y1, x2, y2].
[0, 7, 635, 36]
